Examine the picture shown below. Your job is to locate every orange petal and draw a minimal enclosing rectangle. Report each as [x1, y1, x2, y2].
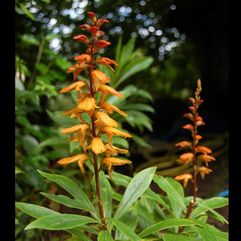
[92, 70, 110, 84]
[102, 157, 131, 167]
[175, 141, 192, 149]
[182, 124, 193, 131]
[102, 102, 128, 117]
[95, 40, 111, 49]
[175, 173, 192, 188]
[74, 54, 91, 62]
[101, 127, 132, 139]
[91, 137, 106, 154]
[60, 81, 86, 93]
[77, 97, 96, 112]
[99, 85, 124, 98]
[195, 146, 212, 155]
[61, 124, 89, 134]
[199, 166, 212, 179]
[179, 153, 194, 164]
[57, 153, 89, 165]
[95, 111, 118, 127]
[105, 144, 128, 156]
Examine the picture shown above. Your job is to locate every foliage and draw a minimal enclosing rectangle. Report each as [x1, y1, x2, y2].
[16, 168, 228, 240]
[100, 37, 154, 147]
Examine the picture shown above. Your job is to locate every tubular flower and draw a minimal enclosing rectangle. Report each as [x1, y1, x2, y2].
[175, 174, 193, 188]
[101, 102, 128, 117]
[96, 57, 118, 71]
[102, 157, 131, 178]
[58, 154, 89, 174]
[57, 11, 132, 177]
[60, 80, 86, 93]
[199, 166, 212, 179]
[175, 80, 216, 187]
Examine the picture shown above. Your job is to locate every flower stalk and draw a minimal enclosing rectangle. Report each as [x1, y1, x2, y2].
[175, 79, 216, 232]
[57, 11, 132, 230]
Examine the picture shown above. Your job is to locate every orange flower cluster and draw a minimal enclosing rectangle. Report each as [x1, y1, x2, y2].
[57, 12, 132, 177]
[175, 79, 215, 187]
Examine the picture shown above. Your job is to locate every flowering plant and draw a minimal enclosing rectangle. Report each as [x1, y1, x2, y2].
[16, 12, 228, 241]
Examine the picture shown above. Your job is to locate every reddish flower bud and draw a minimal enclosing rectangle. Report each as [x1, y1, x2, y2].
[73, 34, 89, 44]
[79, 24, 90, 30]
[95, 40, 111, 49]
[96, 18, 110, 26]
[96, 30, 105, 38]
[188, 97, 196, 104]
[87, 11, 97, 23]
[89, 26, 100, 35]
[183, 113, 193, 120]
[182, 124, 193, 131]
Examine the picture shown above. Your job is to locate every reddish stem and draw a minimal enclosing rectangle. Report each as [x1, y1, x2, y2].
[88, 45, 107, 230]
[179, 103, 199, 233]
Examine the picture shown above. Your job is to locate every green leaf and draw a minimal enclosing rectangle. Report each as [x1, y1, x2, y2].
[114, 167, 156, 219]
[18, 4, 35, 20]
[25, 214, 97, 230]
[40, 192, 95, 214]
[38, 137, 67, 149]
[194, 226, 218, 241]
[37, 171, 97, 216]
[15, 202, 58, 218]
[163, 233, 192, 241]
[139, 218, 198, 238]
[153, 176, 186, 218]
[111, 171, 131, 187]
[116, 57, 153, 87]
[110, 218, 141, 241]
[132, 134, 151, 148]
[98, 231, 114, 241]
[115, 210, 138, 240]
[99, 171, 112, 218]
[123, 103, 155, 113]
[21, 34, 39, 46]
[191, 197, 228, 218]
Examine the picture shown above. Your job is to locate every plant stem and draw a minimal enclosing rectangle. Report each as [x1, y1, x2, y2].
[179, 104, 199, 233]
[93, 153, 107, 229]
[88, 46, 107, 230]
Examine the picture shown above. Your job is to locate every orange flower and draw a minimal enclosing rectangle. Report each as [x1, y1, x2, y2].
[105, 144, 128, 156]
[175, 173, 193, 188]
[182, 124, 193, 131]
[95, 111, 118, 127]
[198, 154, 216, 166]
[92, 70, 110, 91]
[102, 157, 131, 178]
[96, 57, 118, 71]
[195, 146, 212, 155]
[199, 166, 212, 179]
[102, 102, 128, 117]
[95, 40, 111, 49]
[67, 62, 89, 80]
[179, 153, 194, 164]
[90, 137, 106, 154]
[74, 54, 91, 62]
[77, 97, 96, 112]
[73, 34, 89, 44]
[60, 80, 86, 93]
[96, 18, 109, 26]
[99, 85, 124, 98]
[61, 124, 89, 134]
[57, 153, 89, 174]
[195, 135, 203, 140]
[175, 141, 192, 149]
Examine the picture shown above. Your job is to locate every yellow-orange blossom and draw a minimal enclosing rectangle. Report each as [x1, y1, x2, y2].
[57, 12, 132, 178]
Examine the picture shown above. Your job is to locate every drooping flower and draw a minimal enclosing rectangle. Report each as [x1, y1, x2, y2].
[90, 137, 106, 154]
[57, 153, 89, 175]
[175, 174, 193, 188]
[199, 166, 212, 179]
